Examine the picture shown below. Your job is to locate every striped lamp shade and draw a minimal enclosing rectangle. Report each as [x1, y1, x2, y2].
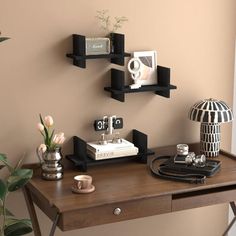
[189, 98, 233, 157]
[189, 98, 233, 123]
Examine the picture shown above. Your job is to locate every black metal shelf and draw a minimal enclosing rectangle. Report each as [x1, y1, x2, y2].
[66, 129, 154, 172]
[104, 66, 177, 102]
[66, 33, 129, 68]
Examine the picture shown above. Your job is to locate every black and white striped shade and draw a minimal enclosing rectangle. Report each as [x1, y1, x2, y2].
[189, 98, 233, 123]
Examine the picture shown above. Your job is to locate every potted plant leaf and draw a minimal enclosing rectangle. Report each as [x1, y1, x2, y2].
[0, 29, 31, 235]
[0, 154, 33, 236]
[0, 32, 10, 43]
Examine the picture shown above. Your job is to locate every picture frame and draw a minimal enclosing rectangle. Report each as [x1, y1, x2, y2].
[132, 51, 157, 85]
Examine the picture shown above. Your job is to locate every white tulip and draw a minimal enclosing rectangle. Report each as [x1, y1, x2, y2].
[38, 144, 47, 153]
[53, 135, 60, 144]
[44, 115, 53, 127]
[53, 133, 66, 145]
[58, 136, 66, 144]
[37, 123, 44, 132]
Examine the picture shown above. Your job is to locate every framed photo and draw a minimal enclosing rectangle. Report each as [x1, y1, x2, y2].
[132, 51, 157, 85]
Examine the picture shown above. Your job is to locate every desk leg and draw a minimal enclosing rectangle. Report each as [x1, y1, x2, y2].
[49, 213, 60, 236]
[222, 202, 236, 236]
[230, 202, 236, 215]
[22, 187, 42, 236]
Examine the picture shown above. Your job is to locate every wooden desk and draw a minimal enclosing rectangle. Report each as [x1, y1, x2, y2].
[23, 145, 236, 236]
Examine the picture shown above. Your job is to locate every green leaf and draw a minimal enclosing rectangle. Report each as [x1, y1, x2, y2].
[7, 169, 33, 192]
[49, 129, 55, 144]
[0, 206, 14, 216]
[4, 219, 32, 236]
[0, 153, 7, 161]
[0, 179, 7, 200]
[0, 154, 14, 173]
[39, 114, 44, 126]
[39, 114, 49, 145]
[14, 155, 25, 171]
[0, 37, 10, 43]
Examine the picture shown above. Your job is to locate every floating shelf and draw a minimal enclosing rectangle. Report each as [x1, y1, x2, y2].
[66, 129, 154, 172]
[66, 33, 130, 68]
[104, 66, 177, 102]
[66, 32, 177, 101]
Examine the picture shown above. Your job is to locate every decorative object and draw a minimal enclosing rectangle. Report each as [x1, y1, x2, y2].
[86, 37, 110, 55]
[189, 98, 233, 157]
[95, 10, 128, 34]
[36, 115, 66, 180]
[0, 154, 33, 235]
[88, 115, 138, 160]
[128, 57, 144, 89]
[37, 147, 63, 180]
[128, 51, 157, 87]
[95, 10, 128, 53]
[66, 33, 130, 68]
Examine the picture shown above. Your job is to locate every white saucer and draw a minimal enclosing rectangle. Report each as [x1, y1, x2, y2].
[71, 185, 95, 194]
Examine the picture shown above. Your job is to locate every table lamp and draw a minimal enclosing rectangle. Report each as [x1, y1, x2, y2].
[188, 98, 233, 157]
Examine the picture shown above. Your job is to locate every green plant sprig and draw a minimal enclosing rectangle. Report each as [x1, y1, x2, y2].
[39, 114, 55, 151]
[0, 154, 33, 236]
[95, 10, 128, 34]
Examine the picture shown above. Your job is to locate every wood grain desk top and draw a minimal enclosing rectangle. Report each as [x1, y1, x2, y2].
[26, 144, 236, 231]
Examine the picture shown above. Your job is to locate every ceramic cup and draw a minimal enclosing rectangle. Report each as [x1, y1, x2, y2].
[73, 175, 92, 190]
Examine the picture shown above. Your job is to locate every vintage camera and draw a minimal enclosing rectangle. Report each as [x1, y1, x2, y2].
[174, 144, 206, 167]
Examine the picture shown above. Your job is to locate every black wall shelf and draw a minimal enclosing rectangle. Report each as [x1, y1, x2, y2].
[66, 129, 154, 172]
[66, 33, 130, 68]
[104, 66, 177, 102]
[66, 32, 177, 101]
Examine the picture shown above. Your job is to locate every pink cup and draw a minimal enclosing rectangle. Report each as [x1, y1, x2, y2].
[73, 175, 92, 190]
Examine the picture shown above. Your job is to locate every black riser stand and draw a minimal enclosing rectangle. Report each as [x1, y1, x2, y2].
[66, 129, 154, 172]
[104, 66, 177, 102]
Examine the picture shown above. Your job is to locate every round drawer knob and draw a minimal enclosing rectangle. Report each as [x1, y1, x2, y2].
[113, 208, 122, 215]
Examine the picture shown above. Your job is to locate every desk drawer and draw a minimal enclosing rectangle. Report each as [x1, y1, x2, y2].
[172, 186, 236, 211]
[59, 195, 171, 231]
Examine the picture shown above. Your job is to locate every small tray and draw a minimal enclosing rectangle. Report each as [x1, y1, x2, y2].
[161, 157, 221, 177]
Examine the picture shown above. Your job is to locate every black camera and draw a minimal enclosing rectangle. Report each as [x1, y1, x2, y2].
[174, 144, 206, 167]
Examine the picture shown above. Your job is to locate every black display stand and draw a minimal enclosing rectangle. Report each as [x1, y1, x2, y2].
[104, 66, 177, 102]
[66, 129, 154, 172]
[66, 33, 131, 68]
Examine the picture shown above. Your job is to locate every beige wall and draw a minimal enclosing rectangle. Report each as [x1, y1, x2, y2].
[1, 0, 235, 235]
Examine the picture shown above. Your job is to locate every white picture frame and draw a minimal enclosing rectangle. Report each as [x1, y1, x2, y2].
[132, 51, 157, 86]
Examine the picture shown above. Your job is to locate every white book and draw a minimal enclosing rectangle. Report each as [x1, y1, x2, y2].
[87, 139, 135, 153]
[87, 146, 139, 160]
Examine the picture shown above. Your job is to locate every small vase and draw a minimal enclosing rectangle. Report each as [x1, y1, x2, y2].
[36, 148, 63, 180]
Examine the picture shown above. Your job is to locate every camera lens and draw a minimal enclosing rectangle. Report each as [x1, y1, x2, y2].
[193, 154, 206, 167]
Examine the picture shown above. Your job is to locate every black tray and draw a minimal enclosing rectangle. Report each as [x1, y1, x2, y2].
[160, 156, 221, 177]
